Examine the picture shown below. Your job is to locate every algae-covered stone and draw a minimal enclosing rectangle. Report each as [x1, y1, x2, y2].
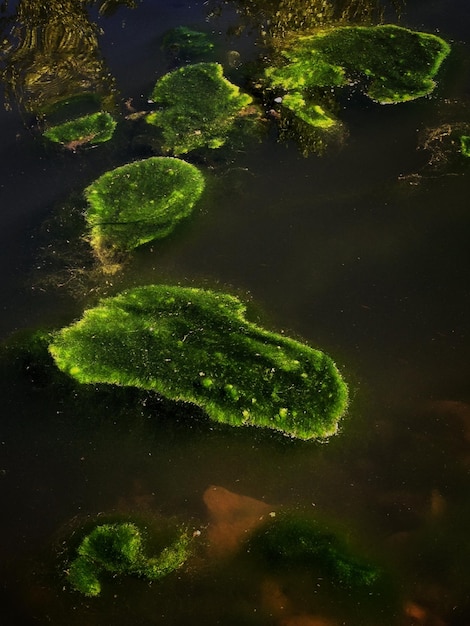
[146, 62, 254, 154]
[267, 24, 450, 103]
[68, 521, 191, 597]
[248, 511, 380, 589]
[49, 285, 348, 440]
[84, 157, 205, 256]
[43, 111, 116, 148]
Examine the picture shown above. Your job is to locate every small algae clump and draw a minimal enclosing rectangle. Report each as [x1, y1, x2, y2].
[461, 135, 470, 157]
[49, 285, 348, 440]
[84, 157, 205, 258]
[68, 522, 191, 597]
[248, 511, 381, 589]
[281, 93, 337, 129]
[146, 62, 254, 154]
[267, 24, 450, 104]
[43, 111, 116, 148]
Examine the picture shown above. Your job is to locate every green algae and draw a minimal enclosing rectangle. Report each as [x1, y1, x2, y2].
[248, 511, 380, 589]
[267, 24, 450, 104]
[84, 157, 205, 258]
[461, 135, 470, 157]
[43, 111, 116, 148]
[68, 522, 191, 597]
[146, 62, 254, 155]
[48, 285, 348, 440]
[281, 93, 337, 129]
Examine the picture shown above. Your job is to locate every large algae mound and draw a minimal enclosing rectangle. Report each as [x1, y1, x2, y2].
[49, 285, 348, 440]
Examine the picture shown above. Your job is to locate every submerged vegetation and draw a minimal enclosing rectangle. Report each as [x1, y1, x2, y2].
[146, 62, 256, 155]
[48, 285, 348, 440]
[43, 111, 116, 148]
[84, 157, 205, 261]
[68, 521, 192, 596]
[249, 511, 381, 588]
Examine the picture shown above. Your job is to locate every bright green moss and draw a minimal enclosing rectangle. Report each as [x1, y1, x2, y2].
[267, 24, 450, 103]
[43, 112, 116, 147]
[248, 511, 380, 589]
[84, 157, 205, 257]
[461, 135, 470, 157]
[49, 285, 348, 440]
[281, 93, 337, 128]
[146, 62, 254, 154]
[67, 522, 191, 596]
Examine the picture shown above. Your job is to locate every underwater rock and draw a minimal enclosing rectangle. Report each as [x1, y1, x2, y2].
[43, 111, 116, 148]
[266, 25, 450, 104]
[146, 62, 255, 154]
[68, 521, 191, 597]
[48, 285, 348, 440]
[84, 157, 205, 258]
[203, 485, 274, 556]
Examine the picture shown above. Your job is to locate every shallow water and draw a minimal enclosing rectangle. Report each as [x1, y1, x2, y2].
[1, 1, 470, 624]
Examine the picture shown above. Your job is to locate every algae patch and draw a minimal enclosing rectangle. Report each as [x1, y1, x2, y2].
[43, 111, 116, 148]
[267, 24, 450, 104]
[48, 285, 348, 440]
[68, 521, 191, 597]
[84, 157, 205, 258]
[146, 62, 254, 154]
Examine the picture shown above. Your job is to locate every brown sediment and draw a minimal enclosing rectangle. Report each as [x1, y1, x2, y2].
[202, 485, 275, 557]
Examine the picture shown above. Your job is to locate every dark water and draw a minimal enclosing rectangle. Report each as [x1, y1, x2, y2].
[1, 1, 470, 625]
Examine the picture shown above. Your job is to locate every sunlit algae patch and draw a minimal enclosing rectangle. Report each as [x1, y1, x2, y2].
[84, 157, 205, 255]
[267, 24, 450, 104]
[43, 111, 116, 148]
[146, 62, 254, 154]
[49, 285, 348, 440]
[68, 522, 191, 597]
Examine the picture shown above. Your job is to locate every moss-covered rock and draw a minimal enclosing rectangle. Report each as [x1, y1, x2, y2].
[43, 111, 116, 148]
[67, 522, 191, 597]
[146, 62, 254, 154]
[248, 511, 380, 589]
[48, 285, 348, 440]
[84, 157, 205, 258]
[267, 24, 450, 104]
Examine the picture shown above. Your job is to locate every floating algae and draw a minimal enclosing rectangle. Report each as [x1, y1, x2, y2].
[43, 111, 116, 148]
[49, 285, 348, 440]
[266, 24, 450, 104]
[146, 62, 255, 155]
[68, 521, 191, 597]
[84, 157, 205, 259]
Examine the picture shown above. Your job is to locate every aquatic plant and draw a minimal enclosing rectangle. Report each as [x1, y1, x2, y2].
[43, 111, 116, 148]
[266, 25, 450, 104]
[84, 157, 205, 258]
[48, 285, 348, 440]
[248, 511, 380, 589]
[68, 522, 191, 597]
[146, 62, 254, 154]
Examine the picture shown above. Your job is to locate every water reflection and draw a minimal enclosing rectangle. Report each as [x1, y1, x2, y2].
[0, 0, 133, 118]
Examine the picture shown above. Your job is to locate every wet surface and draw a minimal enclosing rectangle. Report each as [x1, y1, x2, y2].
[1, 1, 470, 624]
